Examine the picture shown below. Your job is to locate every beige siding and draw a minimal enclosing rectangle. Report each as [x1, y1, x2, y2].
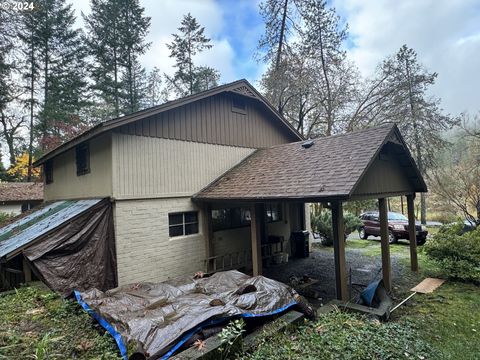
[44, 134, 112, 201]
[114, 197, 205, 285]
[112, 133, 255, 199]
[0, 203, 22, 215]
[117, 93, 297, 148]
[353, 154, 413, 197]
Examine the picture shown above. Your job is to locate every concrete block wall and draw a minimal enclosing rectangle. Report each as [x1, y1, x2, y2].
[114, 197, 206, 285]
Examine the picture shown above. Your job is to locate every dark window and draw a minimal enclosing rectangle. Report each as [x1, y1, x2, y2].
[45, 160, 53, 184]
[212, 207, 251, 231]
[169, 211, 199, 237]
[76, 143, 90, 176]
[232, 96, 246, 114]
[265, 203, 283, 223]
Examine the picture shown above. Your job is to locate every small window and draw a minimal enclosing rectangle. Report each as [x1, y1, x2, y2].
[212, 207, 251, 232]
[232, 96, 246, 114]
[169, 211, 199, 237]
[45, 160, 53, 184]
[76, 143, 90, 176]
[265, 203, 283, 223]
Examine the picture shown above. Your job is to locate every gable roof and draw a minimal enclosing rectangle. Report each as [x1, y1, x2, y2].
[34, 79, 303, 166]
[0, 182, 43, 202]
[193, 124, 427, 202]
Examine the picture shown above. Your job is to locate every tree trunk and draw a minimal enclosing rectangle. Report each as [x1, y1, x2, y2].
[405, 56, 426, 224]
[275, 0, 288, 71]
[27, 29, 35, 182]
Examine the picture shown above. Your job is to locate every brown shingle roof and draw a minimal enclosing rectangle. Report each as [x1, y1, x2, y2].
[0, 182, 44, 202]
[193, 124, 426, 201]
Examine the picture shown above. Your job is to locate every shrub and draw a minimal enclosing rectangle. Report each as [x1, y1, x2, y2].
[0, 212, 15, 227]
[424, 223, 480, 283]
[311, 210, 362, 246]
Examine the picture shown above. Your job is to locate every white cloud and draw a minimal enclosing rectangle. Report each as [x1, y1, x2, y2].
[335, 0, 480, 115]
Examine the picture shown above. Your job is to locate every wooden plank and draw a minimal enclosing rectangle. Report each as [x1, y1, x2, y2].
[22, 257, 32, 283]
[331, 201, 348, 301]
[379, 198, 391, 292]
[411, 278, 445, 294]
[407, 194, 418, 271]
[250, 204, 263, 276]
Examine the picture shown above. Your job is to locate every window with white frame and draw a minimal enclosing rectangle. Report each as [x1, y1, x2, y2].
[168, 211, 199, 237]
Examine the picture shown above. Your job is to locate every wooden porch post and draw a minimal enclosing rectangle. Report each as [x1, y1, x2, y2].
[250, 203, 263, 276]
[378, 198, 391, 292]
[331, 201, 348, 301]
[202, 204, 214, 271]
[407, 194, 418, 271]
[22, 257, 32, 283]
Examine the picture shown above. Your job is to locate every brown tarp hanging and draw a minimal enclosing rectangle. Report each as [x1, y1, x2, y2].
[76, 270, 299, 359]
[23, 199, 117, 296]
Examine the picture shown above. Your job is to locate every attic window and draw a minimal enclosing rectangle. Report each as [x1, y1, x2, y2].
[232, 96, 246, 115]
[76, 143, 90, 176]
[45, 160, 53, 184]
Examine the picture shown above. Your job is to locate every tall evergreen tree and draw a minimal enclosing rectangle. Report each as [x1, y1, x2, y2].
[0, 8, 25, 168]
[19, 0, 87, 158]
[146, 67, 163, 107]
[84, 0, 150, 117]
[166, 13, 219, 97]
[120, 0, 151, 114]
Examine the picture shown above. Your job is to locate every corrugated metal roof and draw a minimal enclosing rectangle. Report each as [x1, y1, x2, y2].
[0, 199, 103, 259]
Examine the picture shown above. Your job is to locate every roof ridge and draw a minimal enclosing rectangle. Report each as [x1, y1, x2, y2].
[267, 123, 396, 149]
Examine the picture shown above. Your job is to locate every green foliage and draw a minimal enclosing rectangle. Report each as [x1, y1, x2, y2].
[424, 223, 480, 283]
[218, 318, 245, 359]
[84, 0, 151, 117]
[166, 13, 219, 98]
[311, 210, 362, 246]
[0, 211, 15, 227]
[240, 310, 438, 360]
[0, 285, 120, 359]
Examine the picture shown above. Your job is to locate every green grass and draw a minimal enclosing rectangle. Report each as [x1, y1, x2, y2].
[240, 310, 439, 360]
[246, 237, 480, 359]
[0, 284, 120, 359]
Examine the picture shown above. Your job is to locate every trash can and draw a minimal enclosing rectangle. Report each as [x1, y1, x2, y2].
[291, 230, 310, 258]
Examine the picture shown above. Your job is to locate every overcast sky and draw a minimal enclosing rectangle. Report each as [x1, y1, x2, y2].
[73, 0, 480, 116]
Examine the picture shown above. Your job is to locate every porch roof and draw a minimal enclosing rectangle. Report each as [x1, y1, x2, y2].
[193, 124, 427, 202]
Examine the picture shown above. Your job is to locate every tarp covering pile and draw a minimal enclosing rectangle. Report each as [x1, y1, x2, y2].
[75, 270, 298, 359]
[0, 198, 117, 295]
[25, 199, 116, 296]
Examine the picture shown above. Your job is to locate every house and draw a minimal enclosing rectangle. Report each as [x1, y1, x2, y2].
[0, 79, 427, 300]
[30, 80, 308, 288]
[0, 182, 43, 215]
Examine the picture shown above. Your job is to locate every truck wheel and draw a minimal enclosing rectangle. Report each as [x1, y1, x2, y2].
[359, 227, 368, 240]
[388, 230, 397, 244]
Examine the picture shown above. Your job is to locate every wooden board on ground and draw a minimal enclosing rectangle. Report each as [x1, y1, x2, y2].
[410, 278, 445, 294]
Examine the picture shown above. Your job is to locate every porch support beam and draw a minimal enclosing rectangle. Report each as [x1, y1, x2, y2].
[407, 194, 418, 271]
[379, 198, 392, 292]
[250, 203, 263, 276]
[331, 200, 348, 301]
[202, 204, 214, 272]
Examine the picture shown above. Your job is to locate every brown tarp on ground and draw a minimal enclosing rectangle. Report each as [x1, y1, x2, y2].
[76, 270, 298, 359]
[23, 199, 117, 296]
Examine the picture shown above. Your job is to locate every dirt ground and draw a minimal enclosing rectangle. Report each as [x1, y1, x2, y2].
[263, 238, 412, 305]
